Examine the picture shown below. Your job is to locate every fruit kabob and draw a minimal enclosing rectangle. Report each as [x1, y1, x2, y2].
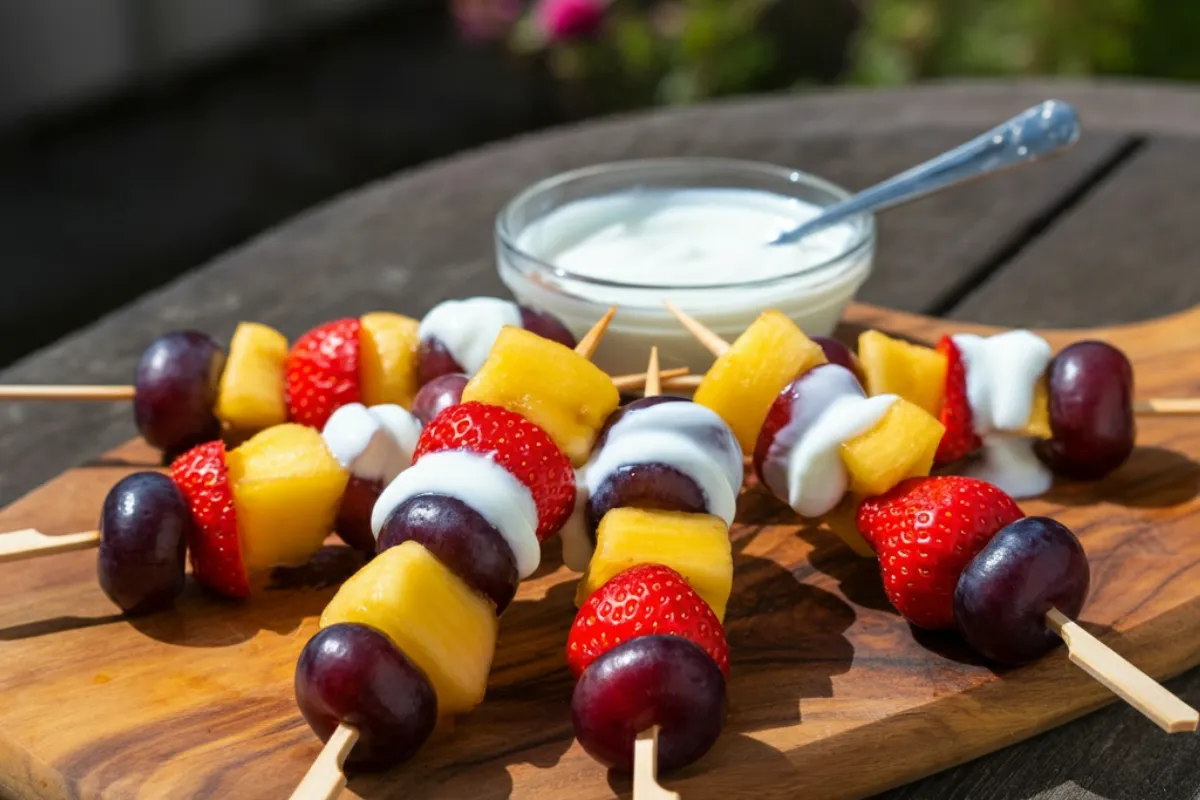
[0, 297, 680, 458]
[288, 310, 623, 795]
[1, 399, 423, 612]
[564, 348, 739, 795]
[662, 304, 1195, 502]
[855, 474, 1197, 732]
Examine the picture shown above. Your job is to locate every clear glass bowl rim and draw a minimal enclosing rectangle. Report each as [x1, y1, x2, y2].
[494, 157, 876, 292]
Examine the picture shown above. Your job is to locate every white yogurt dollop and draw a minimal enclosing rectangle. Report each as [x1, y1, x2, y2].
[321, 403, 421, 484]
[418, 297, 522, 376]
[952, 330, 1054, 499]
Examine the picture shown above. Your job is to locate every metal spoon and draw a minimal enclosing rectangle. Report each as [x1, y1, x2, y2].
[769, 99, 1082, 246]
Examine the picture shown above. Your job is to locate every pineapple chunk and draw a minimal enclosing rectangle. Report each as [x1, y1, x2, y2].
[321, 541, 498, 715]
[694, 310, 826, 453]
[577, 508, 733, 621]
[215, 322, 289, 433]
[840, 398, 945, 497]
[462, 326, 619, 465]
[857, 330, 948, 417]
[359, 312, 421, 409]
[1020, 375, 1052, 439]
[822, 496, 875, 557]
[226, 423, 348, 572]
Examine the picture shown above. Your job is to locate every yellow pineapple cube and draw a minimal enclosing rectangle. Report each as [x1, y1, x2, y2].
[694, 310, 826, 453]
[1020, 376, 1052, 439]
[857, 330, 948, 417]
[840, 398, 945, 497]
[822, 496, 875, 557]
[321, 541, 498, 715]
[215, 322, 289, 433]
[462, 326, 619, 465]
[359, 312, 421, 409]
[226, 423, 348, 572]
[576, 508, 732, 621]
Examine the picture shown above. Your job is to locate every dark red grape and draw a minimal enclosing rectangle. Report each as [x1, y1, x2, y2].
[377, 494, 519, 611]
[753, 364, 864, 493]
[586, 464, 707, 539]
[811, 335, 866, 386]
[417, 339, 465, 385]
[572, 635, 725, 773]
[411, 373, 469, 426]
[1036, 341, 1135, 480]
[593, 396, 689, 452]
[954, 516, 1089, 665]
[335, 476, 385, 554]
[97, 471, 191, 615]
[133, 331, 225, 454]
[295, 623, 437, 768]
[519, 305, 577, 349]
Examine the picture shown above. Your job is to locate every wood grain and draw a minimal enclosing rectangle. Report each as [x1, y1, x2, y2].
[0, 302, 1197, 800]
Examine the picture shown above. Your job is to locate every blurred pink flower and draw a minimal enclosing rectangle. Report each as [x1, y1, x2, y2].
[452, 0, 523, 42]
[536, 0, 606, 40]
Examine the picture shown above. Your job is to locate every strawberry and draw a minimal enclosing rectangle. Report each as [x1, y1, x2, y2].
[412, 402, 575, 541]
[169, 441, 248, 599]
[857, 476, 1023, 629]
[934, 336, 982, 466]
[285, 318, 362, 429]
[567, 563, 729, 678]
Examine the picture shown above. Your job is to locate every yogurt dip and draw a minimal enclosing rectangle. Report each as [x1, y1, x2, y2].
[497, 160, 873, 375]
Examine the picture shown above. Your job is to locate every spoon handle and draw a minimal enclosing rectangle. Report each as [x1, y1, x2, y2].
[770, 99, 1082, 246]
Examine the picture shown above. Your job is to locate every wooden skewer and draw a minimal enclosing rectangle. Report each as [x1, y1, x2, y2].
[289, 723, 359, 800]
[1045, 607, 1199, 733]
[661, 301, 731, 357]
[0, 528, 100, 563]
[633, 726, 680, 800]
[1133, 398, 1200, 414]
[0, 385, 136, 401]
[661, 374, 703, 391]
[612, 366, 689, 392]
[644, 347, 662, 398]
[575, 306, 617, 361]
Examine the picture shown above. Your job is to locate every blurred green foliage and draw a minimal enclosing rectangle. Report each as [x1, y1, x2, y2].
[852, 0, 1200, 85]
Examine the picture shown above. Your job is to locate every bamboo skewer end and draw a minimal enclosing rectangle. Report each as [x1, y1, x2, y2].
[661, 301, 731, 357]
[575, 307, 617, 361]
[644, 347, 662, 398]
[0, 528, 101, 563]
[633, 726, 681, 800]
[289, 723, 359, 800]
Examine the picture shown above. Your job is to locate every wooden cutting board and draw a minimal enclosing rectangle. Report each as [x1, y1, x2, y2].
[1, 303, 1197, 800]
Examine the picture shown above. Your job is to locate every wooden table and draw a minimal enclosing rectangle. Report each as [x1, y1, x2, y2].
[2, 80, 1199, 799]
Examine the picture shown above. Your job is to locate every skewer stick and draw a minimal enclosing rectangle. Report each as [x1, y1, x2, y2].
[1045, 607, 1198, 733]
[612, 367, 689, 392]
[290, 723, 359, 800]
[1134, 399, 1200, 414]
[0, 385, 136, 401]
[661, 374, 703, 391]
[633, 726, 680, 800]
[575, 307, 617, 361]
[661, 301, 730, 357]
[0, 528, 100, 563]
[644, 347, 662, 398]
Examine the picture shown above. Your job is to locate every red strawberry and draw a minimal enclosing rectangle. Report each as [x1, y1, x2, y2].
[412, 402, 574, 541]
[934, 336, 983, 465]
[169, 441, 248, 599]
[285, 318, 362, 429]
[857, 476, 1023, 629]
[567, 563, 729, 678]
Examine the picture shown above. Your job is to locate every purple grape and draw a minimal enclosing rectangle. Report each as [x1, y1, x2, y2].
[811, 335, 866, 386]
[335, 476, 385, 554]
[411, 373, 469, 426]
[954, 516, 1090, 665]
[295, 623, 437, 768]
[586, 464, 707, 539]
[97, 471, 191, 615]
[378, 494, 519, 611]
[1036, 341, 1135, 480]
[572, 635, 726, 773]
[519, 305, 577, 349]
[417, 338, 465, 385]
[133, 331, 225, 454]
